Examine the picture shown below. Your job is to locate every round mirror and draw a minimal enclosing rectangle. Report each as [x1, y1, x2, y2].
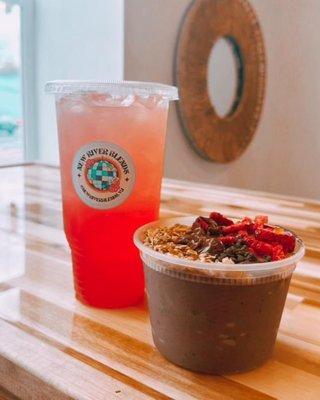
[175, 0, 266, 162]
[207, 37, 243, 118]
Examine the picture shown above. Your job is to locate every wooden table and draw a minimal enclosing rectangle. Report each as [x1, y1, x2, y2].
[0, 165, 319, 400]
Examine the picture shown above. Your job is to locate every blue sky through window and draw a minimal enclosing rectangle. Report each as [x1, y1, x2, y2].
[0, 1, 23, 164]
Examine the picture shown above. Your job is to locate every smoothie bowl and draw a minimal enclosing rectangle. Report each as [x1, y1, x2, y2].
[134, 212, 305, 374]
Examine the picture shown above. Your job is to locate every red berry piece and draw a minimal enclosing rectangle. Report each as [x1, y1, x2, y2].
[245, 237, 274, 257]
[192, 216, 210, 231]
[272, 244, 286, 261]
[255, 229, 296, 253]
[222, 221, 253, 235]
[219, 236, 237, 246]
[209, 212, 234, 226]
[254, 215, 268, 227]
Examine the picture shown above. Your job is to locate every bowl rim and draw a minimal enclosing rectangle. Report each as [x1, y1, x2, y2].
[133, 216, 305, 272]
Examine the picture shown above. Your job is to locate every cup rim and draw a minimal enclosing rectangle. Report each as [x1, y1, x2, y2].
[44, 80, 179, 100]
[133, 216, 305, 272]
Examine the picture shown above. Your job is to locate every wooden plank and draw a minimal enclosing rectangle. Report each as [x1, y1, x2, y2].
[0, 165, 319, 399]
[229, 360, 320, 400]
[0, 319, 163, 400]
[274, 332, 320, 377]
[0, 291, 274, 400]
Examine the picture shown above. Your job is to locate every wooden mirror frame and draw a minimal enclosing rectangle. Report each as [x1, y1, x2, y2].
[175, 0, 266, 163]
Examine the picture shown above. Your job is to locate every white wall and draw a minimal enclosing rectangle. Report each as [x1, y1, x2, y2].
[125, 0, 319, 199]
[35, 0, 124, 164]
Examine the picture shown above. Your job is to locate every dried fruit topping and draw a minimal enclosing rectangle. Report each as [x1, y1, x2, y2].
[255, 229, 295, 253]
[192, 216, 220, 235]
[272, 244, 286, 261]
[244, 237, 274, 258]
[209, 212, 234, 226]
[143, 211, 297, 264]
[254, 215, 268, 227]
[219, 236, 237, 246]
[222, 221, 252, 235]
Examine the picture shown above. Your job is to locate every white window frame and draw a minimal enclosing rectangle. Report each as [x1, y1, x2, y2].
[3, 0, 36, 162]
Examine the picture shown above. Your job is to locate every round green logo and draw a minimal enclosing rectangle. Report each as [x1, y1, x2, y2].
[72, 141, 136, 209]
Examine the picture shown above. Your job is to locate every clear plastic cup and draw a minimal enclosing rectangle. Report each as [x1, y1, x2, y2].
[45, 81, 178, 308]
[134, 216, 305, 374]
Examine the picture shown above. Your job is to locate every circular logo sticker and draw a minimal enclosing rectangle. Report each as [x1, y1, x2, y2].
[72, 141, 136, 209]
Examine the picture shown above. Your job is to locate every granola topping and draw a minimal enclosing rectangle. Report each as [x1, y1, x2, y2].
[143, 212, 296, 264]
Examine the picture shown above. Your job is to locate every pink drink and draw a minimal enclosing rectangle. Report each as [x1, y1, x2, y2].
[46, 81, 178, 307]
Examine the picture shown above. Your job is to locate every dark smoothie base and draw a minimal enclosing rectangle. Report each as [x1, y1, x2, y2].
[144, 264, 291, 374]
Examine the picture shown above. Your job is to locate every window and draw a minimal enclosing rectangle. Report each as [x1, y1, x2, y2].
[0, 0, 35, 165]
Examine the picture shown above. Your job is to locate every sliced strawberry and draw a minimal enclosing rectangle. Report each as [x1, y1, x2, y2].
[222, 221, 253, 235]
[219, 236, 237, 246]
[245, 237, 274, 257]
[255, 229, 296, 253]
[254, 215, 268, 226]
[272, 244, 286, 261]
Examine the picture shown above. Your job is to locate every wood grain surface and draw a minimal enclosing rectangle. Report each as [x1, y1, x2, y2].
[0, 165, 319, 399]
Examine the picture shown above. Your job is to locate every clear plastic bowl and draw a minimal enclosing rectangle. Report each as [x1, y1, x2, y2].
[134, 216, 305, 374]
